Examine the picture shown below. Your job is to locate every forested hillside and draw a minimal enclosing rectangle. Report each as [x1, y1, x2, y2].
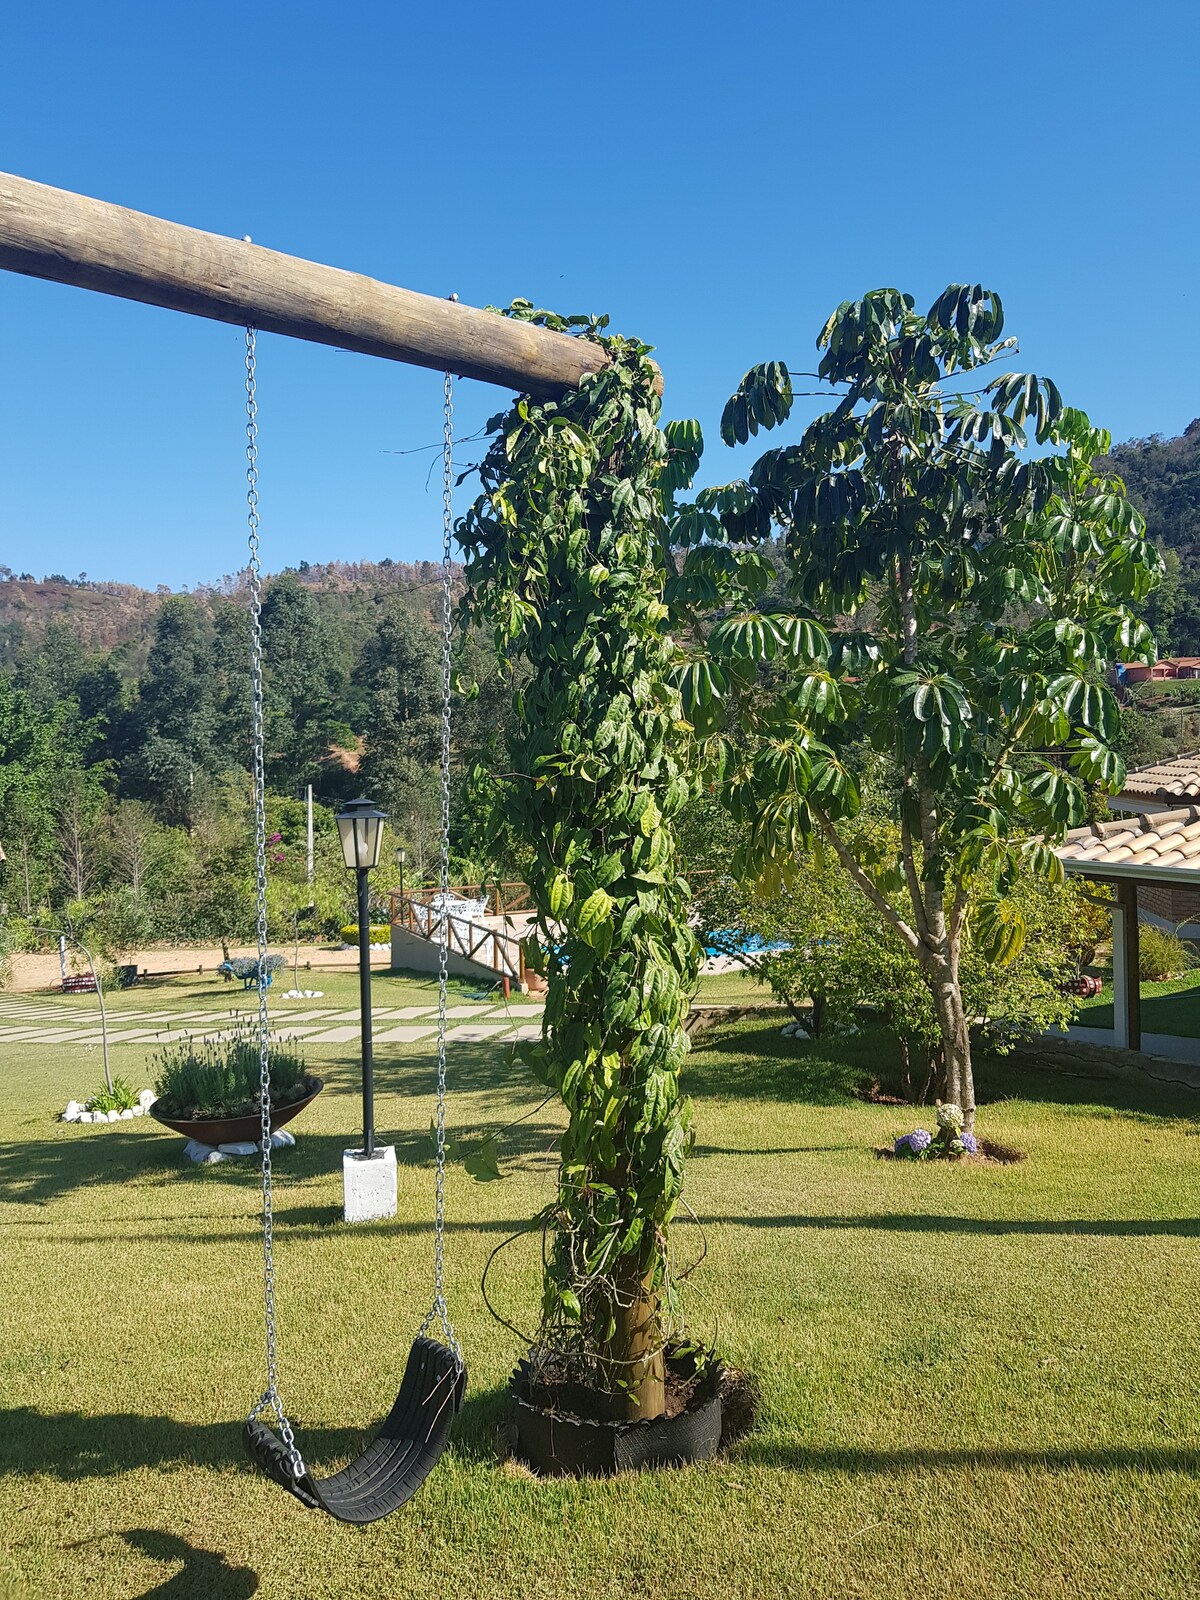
[1103, 419, 1200, 653]
[3, 418, 1196, 959]
[0, 560, 517, 954]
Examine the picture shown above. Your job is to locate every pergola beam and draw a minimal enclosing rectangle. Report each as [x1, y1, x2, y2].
[0, 171, 613, 396]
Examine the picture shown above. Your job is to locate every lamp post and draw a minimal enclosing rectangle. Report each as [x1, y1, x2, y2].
[336, 797, 387, 1158]
[395, 846, 406, 912]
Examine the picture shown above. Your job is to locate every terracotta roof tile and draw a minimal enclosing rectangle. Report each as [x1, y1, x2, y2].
[1118, 755, 1200, 801]
[1057, 805, 1200, 879]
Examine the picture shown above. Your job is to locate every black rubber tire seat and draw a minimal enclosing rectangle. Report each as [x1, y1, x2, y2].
[243, 1336, 466, 1524]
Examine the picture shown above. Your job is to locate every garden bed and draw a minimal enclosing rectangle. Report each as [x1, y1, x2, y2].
[509, 1344, 724, 1477]
[874, 1138, 1025, 1166]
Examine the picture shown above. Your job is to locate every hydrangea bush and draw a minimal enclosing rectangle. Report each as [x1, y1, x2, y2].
[893, 1104, 979, 1160]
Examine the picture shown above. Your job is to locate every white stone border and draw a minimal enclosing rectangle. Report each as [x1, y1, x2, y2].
[61, 1088, 157, 1125]
[184, 1128, 295, 1164]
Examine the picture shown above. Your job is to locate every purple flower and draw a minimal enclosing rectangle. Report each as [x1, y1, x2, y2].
[960, 1131, 978, 1155]
[894, 1127, 933, 1157]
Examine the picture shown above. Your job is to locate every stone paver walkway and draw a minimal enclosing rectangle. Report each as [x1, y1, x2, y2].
[0, 994, 543, 1050]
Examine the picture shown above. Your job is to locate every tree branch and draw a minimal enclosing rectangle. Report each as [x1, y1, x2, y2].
[899, 805, 932, 944]
[810, 804, 922, 957]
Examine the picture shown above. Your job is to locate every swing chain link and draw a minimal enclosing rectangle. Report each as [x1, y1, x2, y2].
[420, 364, 460, 1360]
[244, 326, 306, 1482]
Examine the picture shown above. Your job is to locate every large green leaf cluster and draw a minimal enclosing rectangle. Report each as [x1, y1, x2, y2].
[457, 317, 702, 1357]
[688, 285, 1163, 938]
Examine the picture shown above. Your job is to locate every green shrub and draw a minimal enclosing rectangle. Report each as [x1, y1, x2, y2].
[152, 1022, 311, 1119]
[1138, 923, 1191, 982]
[339, 923, 391, 944]
[87, 1075, 139, 1113]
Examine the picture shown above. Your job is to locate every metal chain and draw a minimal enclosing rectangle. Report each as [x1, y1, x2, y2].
[420, 361, 460, 1358]
[244, 326, 306, 1480]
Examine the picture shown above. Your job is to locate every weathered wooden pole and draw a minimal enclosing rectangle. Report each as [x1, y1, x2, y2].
[0, 171, 620, 396]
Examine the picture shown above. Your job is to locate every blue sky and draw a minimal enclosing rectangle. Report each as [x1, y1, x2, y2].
[1, 0, 1196, 590]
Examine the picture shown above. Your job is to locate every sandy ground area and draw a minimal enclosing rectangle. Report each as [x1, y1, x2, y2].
[9, 943, 389, 993]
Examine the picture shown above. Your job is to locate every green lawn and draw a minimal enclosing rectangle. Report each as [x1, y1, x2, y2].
[3, 987, 1200, 1599]
[694, 966, 774, 1006]
[1078, 968, 1200, 1039]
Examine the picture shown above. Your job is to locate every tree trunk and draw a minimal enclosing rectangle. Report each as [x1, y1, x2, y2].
[929, 963, 974, 1131]
[604, 1263, 666, 1421]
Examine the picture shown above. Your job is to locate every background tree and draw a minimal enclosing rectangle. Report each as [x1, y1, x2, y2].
[259, 572, 341, 791]
[125, 598, 225, 828]
[55, 765, 107, 904]
[1102, 419, 1200, 653]
[687, 284, 1161, 1131]
[0, 676, 57, 916]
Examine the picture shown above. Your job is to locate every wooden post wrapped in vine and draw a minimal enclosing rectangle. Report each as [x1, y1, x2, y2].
[458, 310, 700, 1420]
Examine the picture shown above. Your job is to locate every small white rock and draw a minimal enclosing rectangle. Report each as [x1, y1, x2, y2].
[119, 1108, 135, 1119]
[271, 1128, 296, 1149]
[203, 1149, 227, 1164]
[106, 1109, 121, 1123]
[184, 1138, 217, 1163]
[217, 1140, 258, 1157]
[131, 1104, 144, 1116]
[62, 1101, 82, 1122]
[78, 1111, 94, 1123]
[137, 1089, 156, 1109]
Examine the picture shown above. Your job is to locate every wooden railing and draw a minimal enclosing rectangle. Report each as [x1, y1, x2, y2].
[389, 892, 527, 984]
[387, 881, 533, 920]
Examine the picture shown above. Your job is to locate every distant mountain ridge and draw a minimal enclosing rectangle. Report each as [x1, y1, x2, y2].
[1102, 420, 1200, 655]
[0, 557, 454, 665]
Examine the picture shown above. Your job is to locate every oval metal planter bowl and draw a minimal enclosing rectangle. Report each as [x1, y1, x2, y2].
[510, 1348, 723, 1477]
[149, 1077, 324, 1149]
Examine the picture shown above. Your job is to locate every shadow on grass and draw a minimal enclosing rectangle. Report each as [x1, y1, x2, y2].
[738, 1440, 1200, 1475]
[4, 1213, 540, 1247]
[2, 1391, 497, 1485]
[701, 1211, 1200, 1237]
[684, 1019, 872, 1106]
[118, 1529, 258, 1598]
[976, 1047, 1200, 1123]
[0, 1407, 361, 1481]
[684, 1014, 1200, 1124]
[0, 1113, 560, 1207]
[694, 1144, 858, 1159]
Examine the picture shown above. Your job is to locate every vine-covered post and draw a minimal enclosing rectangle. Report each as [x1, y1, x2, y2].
[458, 310, 701, 1419]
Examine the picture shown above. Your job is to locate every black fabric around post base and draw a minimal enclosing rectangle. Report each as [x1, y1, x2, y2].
[243, 1336, 466, 1524]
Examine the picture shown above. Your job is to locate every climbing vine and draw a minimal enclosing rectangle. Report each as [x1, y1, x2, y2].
[457, 306, 702, 1417]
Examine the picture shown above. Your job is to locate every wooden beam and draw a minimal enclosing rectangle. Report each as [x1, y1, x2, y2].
[0, 171, 615, 396]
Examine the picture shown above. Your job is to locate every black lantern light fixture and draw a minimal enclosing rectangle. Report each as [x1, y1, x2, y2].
[336, 797, 388, 872]
[335, 797, 388, 1156]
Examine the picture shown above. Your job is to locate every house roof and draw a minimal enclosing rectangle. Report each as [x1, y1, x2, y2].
[1118, 755, 1200, 803]
[1057, 806, 1200, 883]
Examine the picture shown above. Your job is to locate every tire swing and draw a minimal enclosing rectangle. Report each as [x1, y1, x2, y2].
[239, 334, 466, 1523]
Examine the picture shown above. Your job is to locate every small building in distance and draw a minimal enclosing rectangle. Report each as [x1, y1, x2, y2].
[1118, 657, 1200, 686]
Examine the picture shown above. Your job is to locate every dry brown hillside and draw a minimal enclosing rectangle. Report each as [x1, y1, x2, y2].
[0, 558, 453, 665]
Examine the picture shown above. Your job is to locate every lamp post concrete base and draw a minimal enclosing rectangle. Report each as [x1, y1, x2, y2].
[343, 1145, 397, 1224]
